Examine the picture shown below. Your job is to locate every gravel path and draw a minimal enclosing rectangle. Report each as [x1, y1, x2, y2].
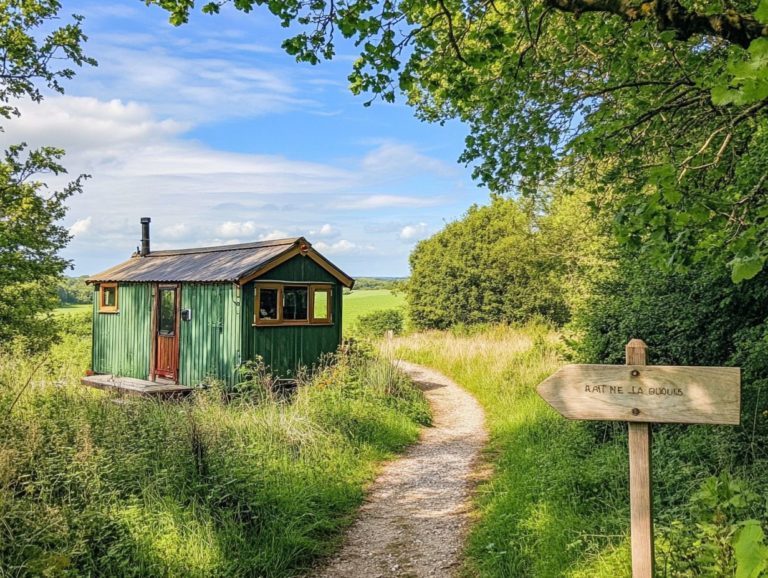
[312, 360, 488, 578]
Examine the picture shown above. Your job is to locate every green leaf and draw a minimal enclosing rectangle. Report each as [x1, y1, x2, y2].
[749, 37, 768, 58]
[659, 30, 677, 43]
[712, 84, 737, 106]
[756, 0, 768, 25]
[662, 187, 682, 204]
[734, 521, 768, 578]
[731, 256, 765, 283]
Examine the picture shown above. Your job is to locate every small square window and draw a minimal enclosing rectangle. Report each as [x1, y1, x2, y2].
[99, 283, 118, 313]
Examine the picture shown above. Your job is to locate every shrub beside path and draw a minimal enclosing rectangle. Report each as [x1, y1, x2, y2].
[313, 360, 488, 578]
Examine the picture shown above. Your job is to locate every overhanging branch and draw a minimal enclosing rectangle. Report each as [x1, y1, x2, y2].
[543, 0, 767, 48]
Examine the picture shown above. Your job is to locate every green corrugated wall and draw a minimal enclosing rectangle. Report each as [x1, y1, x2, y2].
[242, 255, 344, 377]
[179, 283, 241, 387]
[92, 284, 152, 378]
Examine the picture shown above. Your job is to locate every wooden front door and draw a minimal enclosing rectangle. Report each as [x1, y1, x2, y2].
[154, 284, 180, 381]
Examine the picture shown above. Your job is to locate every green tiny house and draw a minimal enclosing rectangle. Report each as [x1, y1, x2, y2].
[86, 219, 354, 388]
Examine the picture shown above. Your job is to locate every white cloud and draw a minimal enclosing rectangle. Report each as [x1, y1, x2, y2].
[399, 222, 430, 241]
[310, 223, 338, 238]
[69, 217, 92, 237]
[4, 97, 187, 152]
[73, 36, 321, 124]
[259, 230, 290, 241]
[159, 223, 191, 240]
[217, 221, 257, 238]
[314, 239, 359, 254]
[2, 97, 354, 194]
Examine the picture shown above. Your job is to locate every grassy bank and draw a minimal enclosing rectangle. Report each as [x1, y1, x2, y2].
[0, 333, 429, 577]
[391, 324, 768, 577]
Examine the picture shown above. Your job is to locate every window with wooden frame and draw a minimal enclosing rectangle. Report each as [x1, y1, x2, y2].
[99, 283, 119, 313]
[255, 283, 282, 324]
[254, 283, 333, 326]
[309, 285, 332, 324]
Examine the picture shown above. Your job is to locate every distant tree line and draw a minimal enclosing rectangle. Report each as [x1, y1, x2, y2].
[57, 276, 92, 305]
[351, 277, 406, 291]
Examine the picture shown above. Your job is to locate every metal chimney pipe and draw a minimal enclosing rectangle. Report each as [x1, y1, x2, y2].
[140, 217, 151, 256]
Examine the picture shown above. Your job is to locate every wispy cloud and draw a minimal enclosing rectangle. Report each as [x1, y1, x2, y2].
[361, 141, 456, 177]
[5, 0, 487, 276]
[315, 239, 372, 255]
[0, 95, 459, 274]
[72, 35, 322, 124]
[338, 194, 445, 210]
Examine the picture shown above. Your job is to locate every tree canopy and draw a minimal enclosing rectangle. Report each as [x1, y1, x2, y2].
[152, 0, 768, 281]
[406, 188, 606, 328]
[0, 0, 94, 348]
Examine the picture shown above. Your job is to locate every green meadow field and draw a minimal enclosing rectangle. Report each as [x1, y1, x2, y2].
[342, 290, 406, 332]
[53, 304, 91, 316]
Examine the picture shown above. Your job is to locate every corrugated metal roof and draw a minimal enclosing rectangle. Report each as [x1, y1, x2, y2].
[87, 238, 301, 283]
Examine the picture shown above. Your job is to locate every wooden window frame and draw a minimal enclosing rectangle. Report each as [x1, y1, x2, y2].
[254, 283, 283, 325]
[98, 282, 119, 313]
[309, 285, 333, 324]
[253, 282, 333, 327]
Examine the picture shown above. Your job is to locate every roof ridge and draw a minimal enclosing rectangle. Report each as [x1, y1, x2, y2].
[146, 238, 300, 257]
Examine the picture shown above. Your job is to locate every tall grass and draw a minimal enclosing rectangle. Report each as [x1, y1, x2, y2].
[390, 324, 636, 577]
[0, 331, 429, 577]
[392, 323, 768, 577]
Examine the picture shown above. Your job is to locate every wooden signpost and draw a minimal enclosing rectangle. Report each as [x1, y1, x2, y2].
[537, 339, 741, 578]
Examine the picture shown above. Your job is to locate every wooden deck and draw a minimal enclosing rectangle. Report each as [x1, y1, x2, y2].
[81, 374, 193, 398]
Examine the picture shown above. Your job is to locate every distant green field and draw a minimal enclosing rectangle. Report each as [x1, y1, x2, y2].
[342, 289, 406, 332]
[53, 303, 90, 316]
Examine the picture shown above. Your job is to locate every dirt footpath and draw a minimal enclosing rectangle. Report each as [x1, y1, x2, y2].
[312, 360, 488, 578]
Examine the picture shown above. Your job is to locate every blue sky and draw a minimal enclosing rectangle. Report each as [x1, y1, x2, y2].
[2, 0, 490, 276]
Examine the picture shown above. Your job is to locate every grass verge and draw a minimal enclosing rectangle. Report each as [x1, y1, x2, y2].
[391, 323, 768, 577]
[390, 324, 637, 577]
[0, 334, 429, 577]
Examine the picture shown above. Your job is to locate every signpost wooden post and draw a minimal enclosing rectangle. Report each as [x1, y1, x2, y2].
[536, 339, 741, 577]
[626, 339, 653, 578]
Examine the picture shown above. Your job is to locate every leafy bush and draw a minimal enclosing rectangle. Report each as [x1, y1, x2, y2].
[658, 474, 767, 577]
[570, 256, 768, 576]
[226, 356, 277, 402]
[54, 309, 92, 338]
[570, 260, 768, 367]
[351, 277, 405, 290]
[353, 309, 404, 338]
[406, 191, 607, 330]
